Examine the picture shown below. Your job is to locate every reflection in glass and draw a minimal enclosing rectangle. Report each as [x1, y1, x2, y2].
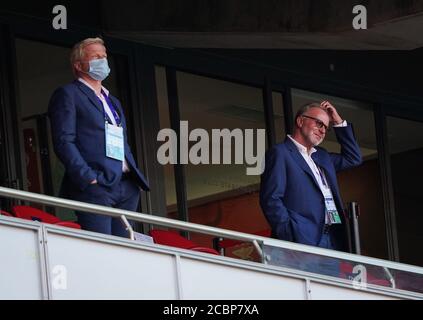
[264, 244, 423, 294]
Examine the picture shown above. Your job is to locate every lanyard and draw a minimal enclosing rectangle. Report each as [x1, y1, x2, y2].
[98, 91, 121, 125]
[317, 166, 329, 188]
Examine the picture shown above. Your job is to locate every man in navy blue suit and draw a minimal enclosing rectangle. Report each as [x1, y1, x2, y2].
[48, 37, 149, 237]
[260, 101, 362, 253]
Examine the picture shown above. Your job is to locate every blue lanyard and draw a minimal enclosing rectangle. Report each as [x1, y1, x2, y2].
[317, 166, 329, 188]
[98, 91, 121, 125]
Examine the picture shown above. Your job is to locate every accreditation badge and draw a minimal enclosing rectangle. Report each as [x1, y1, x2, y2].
[324, 196, 342, 224]
[105, 122, 124, 161]
[322, 187, 342, 224]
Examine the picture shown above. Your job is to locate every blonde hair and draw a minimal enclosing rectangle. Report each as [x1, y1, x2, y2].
[70, 37, 105, 76]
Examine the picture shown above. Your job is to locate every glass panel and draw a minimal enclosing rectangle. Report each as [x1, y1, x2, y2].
[176, 72, 270, 249]
[291, 88, 388, 260]
[15, 38, 124, 221]
[387, 116, 423, 267]
[264, 243, 423, 294]
[155, 66, 177, 215]
[16, 38, 72, 218]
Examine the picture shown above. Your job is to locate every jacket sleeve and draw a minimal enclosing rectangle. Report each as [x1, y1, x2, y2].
[330, 124, 362, 172]
[48, 87, 97, 191]
[259, 146, 295, 241]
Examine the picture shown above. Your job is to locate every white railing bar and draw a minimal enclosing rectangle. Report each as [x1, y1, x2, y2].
[120, 215, 135, 241]
[252, 240, 264, 263]
[384, 267, 396, 289]
[0, 186, 263, 243]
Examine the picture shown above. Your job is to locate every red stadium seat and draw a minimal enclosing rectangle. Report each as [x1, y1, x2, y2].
[12, 205, 81, 229]
[213, 229, 271, 261]
[216, 229, 271, 251]
[150, 229, 219, 255]
[0, 210, 14, 217]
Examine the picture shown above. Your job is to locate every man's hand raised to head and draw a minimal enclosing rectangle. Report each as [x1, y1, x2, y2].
[321, 100, 343, 125]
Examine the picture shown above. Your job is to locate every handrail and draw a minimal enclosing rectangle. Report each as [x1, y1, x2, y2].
[0, 186, 264, 244]
[1, 186, 423, 277]
[120, 215, 135, 241]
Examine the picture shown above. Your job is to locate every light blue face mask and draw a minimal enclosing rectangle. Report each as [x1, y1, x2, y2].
[86, 58, 111, 81]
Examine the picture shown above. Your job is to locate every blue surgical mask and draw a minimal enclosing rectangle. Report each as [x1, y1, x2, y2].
[85, 58, 110, 81]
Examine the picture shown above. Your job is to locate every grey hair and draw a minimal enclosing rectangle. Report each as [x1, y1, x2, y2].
[294, 102, 327, 126]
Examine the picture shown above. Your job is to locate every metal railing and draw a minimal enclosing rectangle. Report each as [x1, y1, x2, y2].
[0, 187, 264, 258]
[1, 186, 423, 289]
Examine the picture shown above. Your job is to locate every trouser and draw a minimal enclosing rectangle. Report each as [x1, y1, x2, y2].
[71, 176, 140, 237]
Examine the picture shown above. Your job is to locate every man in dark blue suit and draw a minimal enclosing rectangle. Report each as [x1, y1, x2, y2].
[48, 38, 149, 237]
[260, 101, 362, 253]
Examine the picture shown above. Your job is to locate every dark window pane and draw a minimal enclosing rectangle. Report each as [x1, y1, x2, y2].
[272, 91, 285, 143]
[388, 116, 423, 266]
[155, 66, 177, 213]
[176, 71, 269, 251]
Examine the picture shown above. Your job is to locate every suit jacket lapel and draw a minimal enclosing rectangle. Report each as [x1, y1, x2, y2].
[285, 138, 320, 189]
[311, 152, 334, 188]
[75, 80, 104, 115]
